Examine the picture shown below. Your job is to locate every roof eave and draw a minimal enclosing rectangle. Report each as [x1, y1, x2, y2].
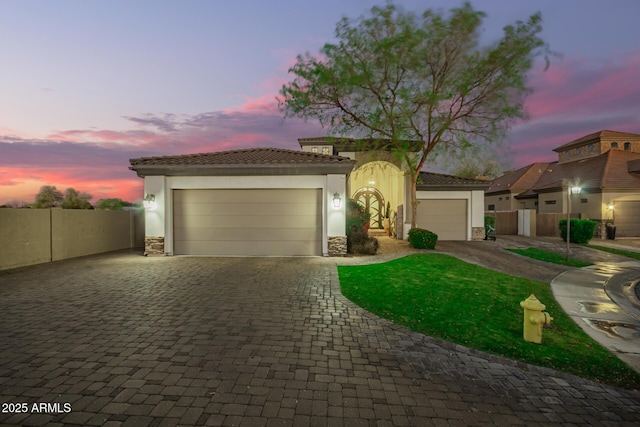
[417, 183, 490, 191]
[129, 162, 356, 178]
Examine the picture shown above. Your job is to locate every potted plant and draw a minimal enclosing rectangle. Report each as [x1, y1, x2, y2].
[382, 202, 391, 235]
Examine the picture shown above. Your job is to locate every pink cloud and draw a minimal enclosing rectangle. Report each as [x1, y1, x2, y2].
[506, 50, 640, 168]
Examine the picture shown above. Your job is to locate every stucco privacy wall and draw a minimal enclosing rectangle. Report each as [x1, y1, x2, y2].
[0, 209, 144, 271]
[0, 209, 51, 270]
[51, 209, 137, 261]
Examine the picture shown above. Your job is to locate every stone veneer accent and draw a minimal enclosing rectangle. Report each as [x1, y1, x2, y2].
[472, 227, 485, 241]
[328, 236, 347, 256]
[145, 236, 165, 256]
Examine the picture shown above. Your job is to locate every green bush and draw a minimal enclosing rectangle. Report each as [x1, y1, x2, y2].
[559, 219, 598, 244]
[346, 199, 370, 233]
[408, 228, 438, 249]
[347, 229, 379, 255]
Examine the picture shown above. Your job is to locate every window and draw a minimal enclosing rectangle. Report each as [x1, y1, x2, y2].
[581, 198, 588, 204]
[564, 150, 570, 158]
[611, 142, 618, 149]
[488, 204, 495, 210]
[506, 196, 510, 200]
[624, 142, 631, 151]
[534, 202, 539, 206]
[498, 197, 502, 201]
[322, 146, 330, 155]
[575, 147, 581, 155]
[311, 147, 318, 153]
[588, 143, 595, 152]
[545, 200, 556, 205]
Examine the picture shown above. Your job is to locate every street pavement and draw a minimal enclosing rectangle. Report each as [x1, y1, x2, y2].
[0, 249, 639, 426]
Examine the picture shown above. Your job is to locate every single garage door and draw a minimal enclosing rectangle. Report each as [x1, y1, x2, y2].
[173, 189, 322, 256]
[416, 199, 467, 241]
[615, 201, 640, 237]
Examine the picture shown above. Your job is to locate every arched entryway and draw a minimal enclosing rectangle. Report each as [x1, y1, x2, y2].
[353, 187, 385, 229]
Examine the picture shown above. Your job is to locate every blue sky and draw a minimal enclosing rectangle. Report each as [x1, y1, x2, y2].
[1, 0, 640, 204]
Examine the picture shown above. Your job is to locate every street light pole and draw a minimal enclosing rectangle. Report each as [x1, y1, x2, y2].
[566, 188, 571, 262]
[566, 185, 582, 262]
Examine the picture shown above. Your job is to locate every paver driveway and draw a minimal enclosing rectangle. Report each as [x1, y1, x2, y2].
[1, 251, 639, 426]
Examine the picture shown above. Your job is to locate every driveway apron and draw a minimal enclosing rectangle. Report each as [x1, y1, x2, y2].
[1, 252, 639, 426]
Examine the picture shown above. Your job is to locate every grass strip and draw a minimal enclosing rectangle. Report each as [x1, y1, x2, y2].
[506, 247, 593, 267]
[586, 244, 640, 260]
[338, 254, 640, 389]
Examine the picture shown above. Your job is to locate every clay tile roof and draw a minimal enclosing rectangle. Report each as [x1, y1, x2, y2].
[129, 147, 352, 166]
[129, 147, 356, 177]
[532, 150, 640, 191]
[486, 163, 550, 195]
[553, 130, 640, 152]
[628, 159, 640, 174]
[417, 171, 490, 190]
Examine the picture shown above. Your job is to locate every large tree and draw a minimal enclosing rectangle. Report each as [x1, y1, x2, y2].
[61, 188, 93, 209]
[32, 185, 64, 208]
[279, 2, 550, 228]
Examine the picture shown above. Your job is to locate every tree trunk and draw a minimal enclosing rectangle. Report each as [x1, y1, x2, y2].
[410, 174, 418, 229]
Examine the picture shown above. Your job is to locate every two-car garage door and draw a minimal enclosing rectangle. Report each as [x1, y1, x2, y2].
[173, 189, 322, 256]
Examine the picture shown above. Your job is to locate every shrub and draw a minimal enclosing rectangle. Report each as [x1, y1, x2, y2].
[559, 219, 598, 244]
[408, 228, 438, 249]
[347, 229, 379, 255]
[346, 199, 370, 233]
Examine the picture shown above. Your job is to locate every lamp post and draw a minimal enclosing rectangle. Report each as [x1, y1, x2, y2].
[566, 185, 582, 262]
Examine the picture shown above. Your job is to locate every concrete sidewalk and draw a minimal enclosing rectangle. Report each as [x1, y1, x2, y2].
[552, 261, 640, 373]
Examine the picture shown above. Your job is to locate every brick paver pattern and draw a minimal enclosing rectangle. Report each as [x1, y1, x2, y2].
[1, 252, 639, 426]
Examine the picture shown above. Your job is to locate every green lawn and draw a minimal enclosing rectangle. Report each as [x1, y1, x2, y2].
[586, 244, 640, 260]
[338, 254, 640, 389]
[506, 247, 593, 267]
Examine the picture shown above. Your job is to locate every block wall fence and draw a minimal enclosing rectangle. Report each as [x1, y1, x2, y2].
[0, 209, 144, 271]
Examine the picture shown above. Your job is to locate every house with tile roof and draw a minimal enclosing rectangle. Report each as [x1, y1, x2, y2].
[485, 130, 640, 237]
[129, 139, 489, 257]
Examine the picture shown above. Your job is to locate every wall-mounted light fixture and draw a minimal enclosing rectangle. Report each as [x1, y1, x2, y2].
[143, 193, 157, 210]
[332, 192, 342, 208]
[608, 203, 615, 210]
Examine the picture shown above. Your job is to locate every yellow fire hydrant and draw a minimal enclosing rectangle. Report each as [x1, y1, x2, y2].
[520, 294, 553, 344]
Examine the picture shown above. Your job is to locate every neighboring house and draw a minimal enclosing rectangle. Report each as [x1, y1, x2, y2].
[129, 139, 489, 257]
[485, 130, 640, 237]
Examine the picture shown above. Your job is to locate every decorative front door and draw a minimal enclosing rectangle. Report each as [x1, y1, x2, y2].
[353, 187, 385, 229]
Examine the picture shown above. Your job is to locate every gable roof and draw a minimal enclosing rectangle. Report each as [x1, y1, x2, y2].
[532, 149, 640, 192]
[417, 172, 490, 191]
[552, 130, 640, 152]
[129, 147, 356, 177]
[485, 162, 550, 195]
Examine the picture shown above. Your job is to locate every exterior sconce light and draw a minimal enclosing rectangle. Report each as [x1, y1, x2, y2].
[608, 203, 615, 210]
[143, 193, 157, 210]
[332, 192, 342, 208]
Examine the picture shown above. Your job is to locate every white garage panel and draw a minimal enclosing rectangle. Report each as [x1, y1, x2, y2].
[174, 189, 322, 256]
[416, 199, 467, 241]
[615, 201, 640, 237]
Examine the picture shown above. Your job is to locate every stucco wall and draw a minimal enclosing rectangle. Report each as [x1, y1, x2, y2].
[0, 209, 52, 270]
[51, 209, 136, 261]
[0, 209, 143, 271]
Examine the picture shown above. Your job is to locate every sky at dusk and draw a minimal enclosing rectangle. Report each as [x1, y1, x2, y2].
[1, 0, 640, 205]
